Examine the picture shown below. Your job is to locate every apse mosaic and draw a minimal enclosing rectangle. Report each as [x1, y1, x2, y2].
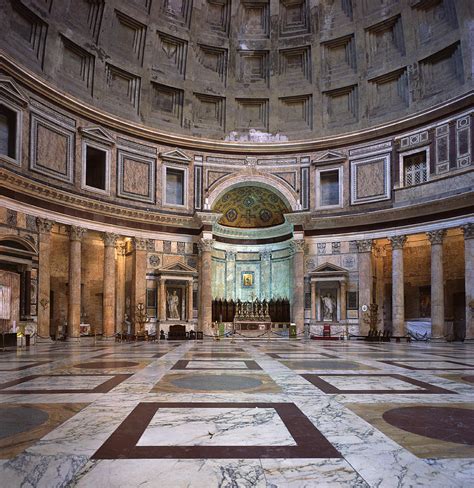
[213, 186, 290, 228]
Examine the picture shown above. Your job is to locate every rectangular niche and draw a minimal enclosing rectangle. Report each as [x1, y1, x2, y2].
[155, 32, 188, 79]
[151, 82, 184, 126]
[59, 36, 95, 95]
[193, 93, 226, 131]
[205, 0, 231, 34]
[164, 167, 186, 207]
[279, 46, 312, 83]
[113, 10, 147, 65]
[82, 143, 110, 194]
[368, 68, 408, 117]
[238, 50, 269, 86]
[365, 15, 405, 69]
[30, 114, 74, 183]
[350, 154, 391, 205]
[316, 167, 343, 208]
[413, 0, 458, 46]
[239, 1, 270, 39]
[321, 35, 356, 82]
[279, 0, 310, 37]
[0, 102, 21, 165]
[117, 150, 156, 203]
[279, 94, 313, 131]
[105, 64, 141, 114]
[420, 42, 463, 98]
[10, 1, 48, 68]
[197, 44, 228, 85]
[236, 98, 269, 131]
[322, 85, 358, 128]
[66, 0, 104, 43]
[160, 0, 193, 27]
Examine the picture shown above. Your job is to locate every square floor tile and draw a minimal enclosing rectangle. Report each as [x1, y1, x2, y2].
[0, 374, 131, 394]
[92, 402, 341, 459]
[281, 360, 375, 371]
[301, 374, 455, 394]
[267, 352, 337, 360]
[171, 360, 262, 370]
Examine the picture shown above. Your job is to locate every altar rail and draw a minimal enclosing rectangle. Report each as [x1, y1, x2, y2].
[212, 298, 290, 323]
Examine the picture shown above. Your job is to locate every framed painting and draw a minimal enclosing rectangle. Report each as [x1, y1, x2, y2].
[242, 272, 254, 288]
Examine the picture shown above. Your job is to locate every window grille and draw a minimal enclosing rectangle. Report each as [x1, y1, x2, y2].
[404, 152, 427, 187]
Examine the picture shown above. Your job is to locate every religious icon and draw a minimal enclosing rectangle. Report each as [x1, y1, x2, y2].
[242, 272, 253, 287]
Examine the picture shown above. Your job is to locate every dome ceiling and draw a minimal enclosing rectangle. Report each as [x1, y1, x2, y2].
[213, 186, 290, 228]
[0, 0, 469, 143]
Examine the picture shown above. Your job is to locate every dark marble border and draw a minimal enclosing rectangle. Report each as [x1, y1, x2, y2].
[0, 374, 132, 394]
[94, 352, 167, 359]
[301, 374, 456, 394]
[92, 402, 341, 459]
[379, 360, 474, 370]
[171, 360, 262, 370]
[267, 352, 338, 359]
[0, 360, 52, 371]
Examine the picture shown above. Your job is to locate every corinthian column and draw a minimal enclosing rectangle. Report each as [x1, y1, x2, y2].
[102, 232, 119, 339]
[67, 226, 87, 341]
[291, 239, 305, 336]
[357, 239, 374, 335]
[260, 249, 272, 300]
[36, 218, 54, 342]
[198, 238, 214, 336]
[389, 235, 407, 337]
[462, 224, 474, 340]
[427, 230, 446, 341]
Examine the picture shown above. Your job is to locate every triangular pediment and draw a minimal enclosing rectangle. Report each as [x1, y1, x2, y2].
[79, 126, 115, 145]
[313, 150, 346, 166]
[0, 77, 29, 107]
[158, 261, 196, 273]
[310, 262, 348, 275]
[160, 148, 191, 164]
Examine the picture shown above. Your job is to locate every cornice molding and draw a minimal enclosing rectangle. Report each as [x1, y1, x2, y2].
[1, 51, 473, 154]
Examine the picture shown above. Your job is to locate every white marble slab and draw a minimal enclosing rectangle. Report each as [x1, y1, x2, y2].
[4, 375, 114, 390]
[318, 375, 427, 391]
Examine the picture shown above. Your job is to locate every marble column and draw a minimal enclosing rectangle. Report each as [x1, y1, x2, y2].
[198, 238, 214, 336]
[374, 245, 386, 331]
[291, 239, 305, 335]
[131, 237, 147, 334]
[187, 280, 193, 321]
[115, 242, 126, 333]
[225, 251, 236, 300]
[36, 218, 54, 342]
[462, 224, 474, 340]
[340, 280, 347, 321]
[102, 232, 118, 339]
[310, 281, 317, 321]
[67, 226, 86, 341]
[159, 278, 166, 321]
[357, 239, 374, 335]
[389, 235, 407, 336]
[427, 230, 446, 341]
[260, 249, 272, 300]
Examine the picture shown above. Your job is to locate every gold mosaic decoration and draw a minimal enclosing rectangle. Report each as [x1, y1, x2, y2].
[213, 186, 289, 228]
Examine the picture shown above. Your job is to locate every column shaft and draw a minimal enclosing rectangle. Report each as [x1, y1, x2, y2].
[187, 280, 193, 321]
[115, 243, 126, 333]
[159, 279, 166, 321]
[291, 240, 305, 335]
[102, 233, 118, 339]
[310, 281, 316, 320]
[357, 240, 374, 335]
[428, 230, 446, 340]
[67, 226, 86, 341]
[390, 236, 407, 337]
[463, 224, 474, 340]
[131, 238, 147, 334]
[198, 238, 214, 335]
[340, 280, 347, 321]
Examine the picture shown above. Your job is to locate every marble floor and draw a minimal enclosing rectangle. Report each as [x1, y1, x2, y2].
[0, 339, 473, 487]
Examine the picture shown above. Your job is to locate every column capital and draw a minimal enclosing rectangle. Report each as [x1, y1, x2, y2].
[356, 239, 373, 253]
[290, 239, 305, 253]
[116, 241, 127, 256]
[36, 217, 54, 234]
[132, 237, 148, 251]
[102, 232, 119, 247]
[389, 235, 407, 250]
[198, 238, 215, 253]
[68, 225, 87, 241]
[260, 249, 272, 261]
[462, 223, 474, 240]
[226, 250, 237, 261]
[427, 229, 446, 245]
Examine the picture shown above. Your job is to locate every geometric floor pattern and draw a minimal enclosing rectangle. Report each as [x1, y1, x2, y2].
[0, 339, 473, 487]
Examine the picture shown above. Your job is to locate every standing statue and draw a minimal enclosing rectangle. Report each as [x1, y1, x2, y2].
[167, 290, 180, 319]
[322, 293, 336, 321]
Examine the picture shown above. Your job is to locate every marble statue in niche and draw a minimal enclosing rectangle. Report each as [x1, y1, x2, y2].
[321, 293, 336, 322]
[167, 289, 181, 319]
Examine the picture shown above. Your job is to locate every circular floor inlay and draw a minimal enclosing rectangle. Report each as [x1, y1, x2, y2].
[0, 406, 49, 439]
[383, 406, 474, 445]
[74, 361, 139, 369]
[461, 375, 474, 384]
[171, 374, 263, 391]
